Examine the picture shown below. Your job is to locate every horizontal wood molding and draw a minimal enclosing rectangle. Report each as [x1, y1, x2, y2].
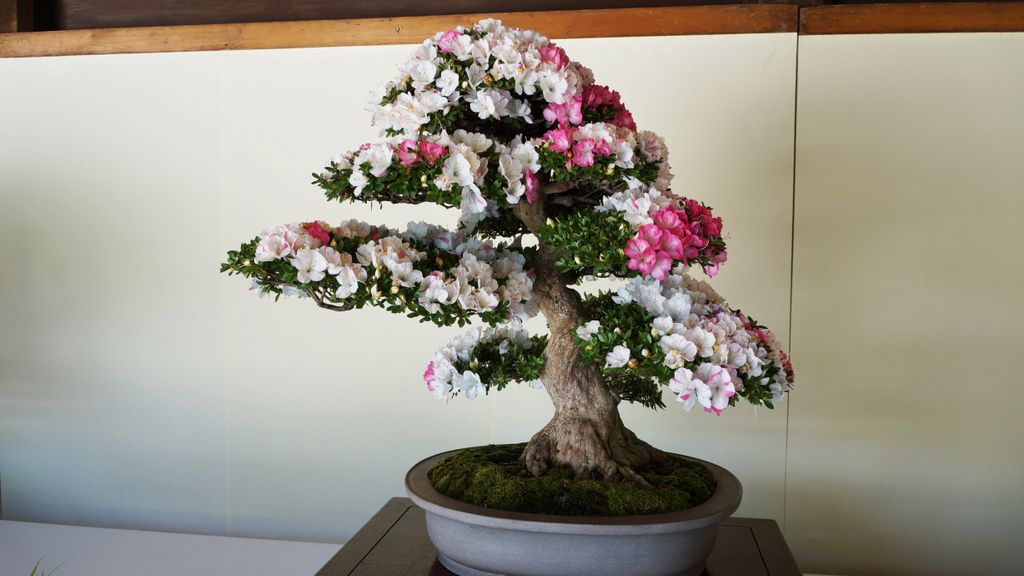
[0, 5, 797, 58]
[49, 0, 765, 31]
[801, 2, 1024, 34]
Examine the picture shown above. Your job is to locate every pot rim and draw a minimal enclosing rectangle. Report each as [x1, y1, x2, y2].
[405, 446, 742, 536]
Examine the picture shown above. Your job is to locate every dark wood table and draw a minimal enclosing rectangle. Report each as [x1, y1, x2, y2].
[316, 498, 801, 576]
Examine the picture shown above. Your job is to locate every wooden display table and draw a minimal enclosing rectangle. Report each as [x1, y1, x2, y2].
[316, 498, 801, 576]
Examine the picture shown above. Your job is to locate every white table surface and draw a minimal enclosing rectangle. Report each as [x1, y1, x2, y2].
[0, 520, 340, 576]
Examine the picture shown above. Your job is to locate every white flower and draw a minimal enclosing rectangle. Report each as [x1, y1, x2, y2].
[683, 327, 716, 358]
[576, 320, 601, 341]
[387, 261, 424, 287]
[664, 294, 693, 321]
[348, 169, 369, 197]
[660, 334, 698, 369]
[537, 70, 568, 103]
[613, 140, 635, 168]
[359, 145, 394, 177]
[469, 89, 511, 120]
[417, 90, 449, 115]
[289, 248, 328, 283]
[452, 371, 486, 400]
[605, 345, 631, 368]
[669, 367, 711, 412]
[335, 266, 365, 298]
[255, 234, 291, 262]
[409, 59, 437, 87]
[466, 63, 487, 88]
[436, 69, 460, 97]
[452, 130, 493, 153]
[318, 247, 345, 275]
[637, 131, 666, 162]
[651, 316, 673, 335]
[695, 363, 736, 415]
[527, 379, 544, 390]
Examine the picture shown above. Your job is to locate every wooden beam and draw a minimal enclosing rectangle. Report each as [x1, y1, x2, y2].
[801, 2, 1024, 35]
[0, 5, 798, 58]
[0, 0, 16, 33]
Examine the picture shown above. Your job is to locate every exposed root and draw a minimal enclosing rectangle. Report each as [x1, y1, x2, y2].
[522, 415, 666, 485]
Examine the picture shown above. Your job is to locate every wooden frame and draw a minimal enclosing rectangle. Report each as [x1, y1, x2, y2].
[800, 2, 1024, 34]
[0, 5, 797, 58]
[2, 3, 1023, 58]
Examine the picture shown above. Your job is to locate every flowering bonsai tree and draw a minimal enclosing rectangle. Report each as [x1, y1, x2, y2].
[222, 20, 794, 485]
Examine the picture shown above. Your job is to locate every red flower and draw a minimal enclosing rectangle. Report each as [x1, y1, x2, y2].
[418, 141, 447, 165]
[302, 221, 332, 246]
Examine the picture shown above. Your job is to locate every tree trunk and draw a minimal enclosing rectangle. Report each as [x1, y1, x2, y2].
[514, 195, 665, 483]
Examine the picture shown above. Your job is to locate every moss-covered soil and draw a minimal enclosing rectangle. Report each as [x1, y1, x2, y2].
[428, 443, 716, 516]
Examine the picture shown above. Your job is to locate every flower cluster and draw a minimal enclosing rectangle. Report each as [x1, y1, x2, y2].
[316, 130, 544, 230]
[423, 323, 546, 401]
[542, 122, 638, 170]
[371, 19, 594, 137]
[624, 202, 727, 280]
[575, 265, 793, 414]
[221, 219, 537, 326]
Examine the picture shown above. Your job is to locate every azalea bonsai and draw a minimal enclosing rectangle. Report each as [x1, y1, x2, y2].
[221, 19, 794, 489]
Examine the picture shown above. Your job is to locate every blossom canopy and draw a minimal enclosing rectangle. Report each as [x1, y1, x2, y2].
[221, 19, 793, 419]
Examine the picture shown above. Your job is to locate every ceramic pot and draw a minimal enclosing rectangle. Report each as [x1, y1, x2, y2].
[405, 447, 742, 576]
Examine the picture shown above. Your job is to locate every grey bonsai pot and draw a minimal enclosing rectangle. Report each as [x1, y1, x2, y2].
[405, 448, 742, 576]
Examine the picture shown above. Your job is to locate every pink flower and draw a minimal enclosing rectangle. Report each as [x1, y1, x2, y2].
[543, 97, 582, 125]
[544, 127, 572, 153]
[703, 248, 727, 277]
[650, 252, 674, 280]
[524, 170, 539, 203]
[302, 221, 331, 246]
[593, 139, 613, 156]
[418, 141, 446, 165]
[684, 199, 722, 237]
[612, 108, 636, 130]
[652, 207, 683, 234]
[538, 45, 569, 68]
[582, 85, 615, 108]
[572, 139, 596, 167]
[436, 29, 463, 53]
[638, 223, 663, 248]
[394, 139, 419, 167]
[704, 216, 723, 237]
[659, 233, 685, 259]
[625, 238, 655, 275]
[681, 233, 705, 261]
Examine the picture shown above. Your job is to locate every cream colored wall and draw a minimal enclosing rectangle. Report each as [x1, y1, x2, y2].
[0, 33, 796, 543]
[788, 33, 1024, 576]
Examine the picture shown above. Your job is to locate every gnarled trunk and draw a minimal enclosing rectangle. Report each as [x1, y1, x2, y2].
[515, 196, 665, 483]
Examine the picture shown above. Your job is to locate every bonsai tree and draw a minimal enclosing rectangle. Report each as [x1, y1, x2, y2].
[222, 19, 794, 485]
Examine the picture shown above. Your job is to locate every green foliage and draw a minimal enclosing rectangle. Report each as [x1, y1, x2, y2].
[578, 293, 666, 408]
[536, 208, 634, 279]
[28, 559, 62, 576]
[428, 444, 716, 516]
[536, 144, 660, 191]
[454, 333, 548, 394]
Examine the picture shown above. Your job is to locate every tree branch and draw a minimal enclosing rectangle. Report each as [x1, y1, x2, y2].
[307, 286, 356, 312]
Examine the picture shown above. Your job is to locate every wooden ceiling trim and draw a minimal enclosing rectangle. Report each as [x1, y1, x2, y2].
[0, 5, 797, 58]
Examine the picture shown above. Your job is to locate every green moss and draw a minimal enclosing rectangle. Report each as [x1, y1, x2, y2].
[428, 444, 716, 516]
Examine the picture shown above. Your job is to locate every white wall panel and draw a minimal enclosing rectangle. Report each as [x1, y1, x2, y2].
[0, 52, 228, 533]
[0, 32, 797, 545]
[789, 32, 1024, 576]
